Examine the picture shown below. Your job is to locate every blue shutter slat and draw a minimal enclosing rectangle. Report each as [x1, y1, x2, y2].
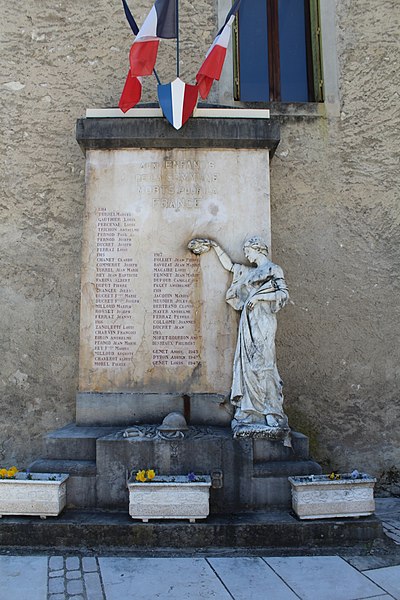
[238, 1, 269, 102]
[278, 0, 309, 102]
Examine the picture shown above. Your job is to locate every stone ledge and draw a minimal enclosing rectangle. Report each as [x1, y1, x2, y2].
[0, 510, 387, 552]
[44, 424, 122, 461]
[29, 459, 97, 476]
[76, 117, 280, 153]
[76, 392, 233, 427]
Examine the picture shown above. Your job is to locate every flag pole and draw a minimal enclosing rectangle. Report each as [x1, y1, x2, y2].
[176, 0, 180, 78]
[153, 68, 161, 85]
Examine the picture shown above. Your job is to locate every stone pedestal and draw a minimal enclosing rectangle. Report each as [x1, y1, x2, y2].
[31, 423, 321, 510]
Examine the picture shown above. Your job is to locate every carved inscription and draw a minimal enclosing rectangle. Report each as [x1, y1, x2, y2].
[137, 159, 219, 209]
[80, 148, 270, 393]
[94, 208, 139, 368]
[152, 253, 201, 367]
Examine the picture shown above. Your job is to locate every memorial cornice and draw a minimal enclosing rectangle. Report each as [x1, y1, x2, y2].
[76, 117, 280, 155]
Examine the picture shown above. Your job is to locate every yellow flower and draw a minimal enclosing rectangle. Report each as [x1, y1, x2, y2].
[329, 472, 335, 480]
[8, 466, 18, 476]
[0, 469, 7, 478]
[6, 468, 16, 478]
[146, 469, 155, 480]
[136, 470, 147, 482]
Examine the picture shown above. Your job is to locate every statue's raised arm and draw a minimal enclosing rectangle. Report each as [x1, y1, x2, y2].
[188, 238, 233, 272]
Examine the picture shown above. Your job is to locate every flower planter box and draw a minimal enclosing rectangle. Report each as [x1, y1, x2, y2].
[288, 474, 376, 520]
[128, 475, 212, 522]
[0, 473, 69, 518]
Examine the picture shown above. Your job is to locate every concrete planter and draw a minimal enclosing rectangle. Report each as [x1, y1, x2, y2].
[0, 473, 69, 518]
[128, 475, 212, 522]
[288, 474, 376, 520]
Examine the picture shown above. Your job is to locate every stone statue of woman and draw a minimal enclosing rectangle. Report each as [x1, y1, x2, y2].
[188, 237, 290, 442]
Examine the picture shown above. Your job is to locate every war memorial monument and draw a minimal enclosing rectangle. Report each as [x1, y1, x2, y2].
[17, 0, 385, 550]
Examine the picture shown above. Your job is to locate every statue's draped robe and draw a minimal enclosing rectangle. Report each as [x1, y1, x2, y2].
[226, 261, 288, 423]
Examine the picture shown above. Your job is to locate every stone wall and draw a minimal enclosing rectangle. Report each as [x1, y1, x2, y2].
[0, 0, 399, 476]
[272, 0, 400, 473]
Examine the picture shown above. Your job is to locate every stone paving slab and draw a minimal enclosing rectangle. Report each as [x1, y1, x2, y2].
[364, 565, 400, 600]
[0, 555, 48, 600]
[98, 557, 232, 600]
[376, 498, 400, 515]
[346, 553, 400, 571]
[208, 556, 298, 599]
[264, 556, 385, 600]
[375, 498, 400, 546]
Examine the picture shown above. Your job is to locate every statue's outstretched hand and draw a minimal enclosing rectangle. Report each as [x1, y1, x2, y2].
[188, 238, 214, 255]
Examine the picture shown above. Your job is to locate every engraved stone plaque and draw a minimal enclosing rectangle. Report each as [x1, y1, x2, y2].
[79, 147, 270, 394]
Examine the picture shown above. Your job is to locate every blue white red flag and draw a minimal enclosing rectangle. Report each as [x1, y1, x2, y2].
[119, 72, 143, 112]
[196, 0, 242, 99]
[119, 0, 142, 112]
[119, 0, 176, 112]
[157, 77, 199, 130]
[129, 0, 176, 76]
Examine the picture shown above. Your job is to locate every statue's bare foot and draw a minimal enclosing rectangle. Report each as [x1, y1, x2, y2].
[266, 414, 279, 427]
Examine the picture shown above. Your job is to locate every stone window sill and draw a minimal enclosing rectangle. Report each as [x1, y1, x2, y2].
[227, 101, 340, 119]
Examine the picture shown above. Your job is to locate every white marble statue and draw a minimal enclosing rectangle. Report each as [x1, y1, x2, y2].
[188, 237, 290, 440]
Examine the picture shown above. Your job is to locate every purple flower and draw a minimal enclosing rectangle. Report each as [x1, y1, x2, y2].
[187, 472, 196, 482]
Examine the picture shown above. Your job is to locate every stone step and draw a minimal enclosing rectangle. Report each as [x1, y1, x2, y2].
[29, 459, 97, 476]
[253, 460, 322, 478]
[247, 461, 321, 507]
[253, 432, 310, 462]
[0, 509, 386, 552]
[249, 461, 322, 507]
[29, 459, 97, 509]
[253, 460, 322, 477]
[43, 423, 121, 461]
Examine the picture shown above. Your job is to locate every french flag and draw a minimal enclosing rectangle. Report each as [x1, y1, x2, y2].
[119, 72, 143, 113]
[196, 0, 241, 100]
[119, 0, 176, 113]
[119, 0, 142, 112]
[129, 0, 176, 77]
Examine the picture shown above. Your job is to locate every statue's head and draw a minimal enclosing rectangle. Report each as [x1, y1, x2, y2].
[243, 237, 269, 259]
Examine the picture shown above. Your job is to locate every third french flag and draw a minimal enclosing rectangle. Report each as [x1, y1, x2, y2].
[196, 0, 242, 99]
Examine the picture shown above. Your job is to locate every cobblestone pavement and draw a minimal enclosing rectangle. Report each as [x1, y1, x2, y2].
[48, 555, 106, 600]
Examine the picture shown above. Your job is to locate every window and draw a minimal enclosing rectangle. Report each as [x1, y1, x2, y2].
[234, 0, 323, 103]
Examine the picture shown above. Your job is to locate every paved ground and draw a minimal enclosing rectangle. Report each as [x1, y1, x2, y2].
[2, 553, 400, 600]
[376, 498, 400, 546]
[1, 498, 399, 600]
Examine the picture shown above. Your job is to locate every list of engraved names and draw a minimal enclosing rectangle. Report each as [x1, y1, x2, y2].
[152, 253, 200, 367]
[94, 208, 139, 368]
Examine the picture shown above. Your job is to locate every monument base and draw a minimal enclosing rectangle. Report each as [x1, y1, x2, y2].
[0, 509, 386, 553]
[76, 392, 233, 427]
[30, 420, 322, 512]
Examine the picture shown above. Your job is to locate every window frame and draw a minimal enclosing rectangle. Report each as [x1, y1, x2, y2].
[233, 0, 324, 104]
